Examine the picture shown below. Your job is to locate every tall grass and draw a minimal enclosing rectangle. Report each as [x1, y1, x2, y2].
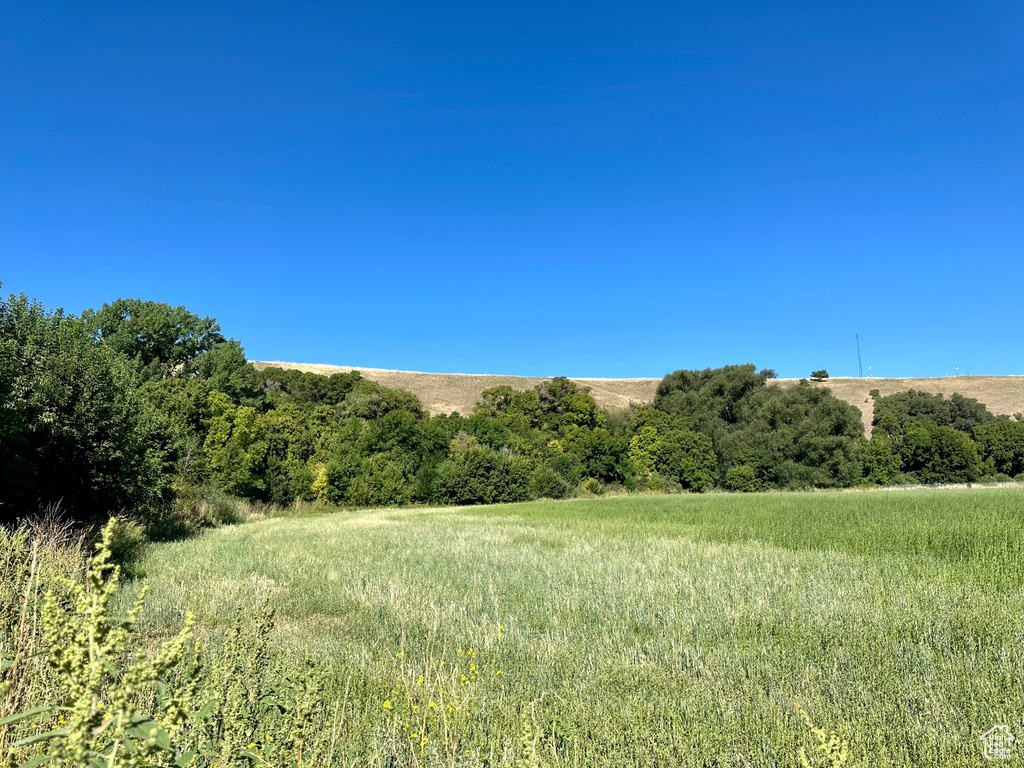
[119, 488, 1024, 766]
[0, 518, 86, 755]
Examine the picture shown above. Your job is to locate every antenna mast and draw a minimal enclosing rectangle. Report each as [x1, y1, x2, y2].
[856, 333, 863, 378]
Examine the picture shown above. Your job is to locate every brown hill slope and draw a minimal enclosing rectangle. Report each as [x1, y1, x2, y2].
[254, 362, 659, 415]
[254, 362, 1024, 433]
[779, 376, 1024, 434]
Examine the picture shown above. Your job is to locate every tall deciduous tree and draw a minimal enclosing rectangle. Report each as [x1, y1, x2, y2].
[83, 299, 225, 382]
[0, 291, 164, 523]
[974, 421, 1024, 478]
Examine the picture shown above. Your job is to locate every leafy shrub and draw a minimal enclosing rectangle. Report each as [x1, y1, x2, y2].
[530, 464, 571, 500]
[103, 516, 149, 573]
[145, 483, 243, 541]
[856, 436, 901, 486]
[347, 453, 413, 507]
[724, 464, 762, 492]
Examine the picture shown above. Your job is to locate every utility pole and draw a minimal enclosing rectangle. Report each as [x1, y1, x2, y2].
[856, 333, 863, 378]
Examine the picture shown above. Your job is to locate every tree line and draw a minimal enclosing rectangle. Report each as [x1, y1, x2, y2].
[3, 287, 1023, 531]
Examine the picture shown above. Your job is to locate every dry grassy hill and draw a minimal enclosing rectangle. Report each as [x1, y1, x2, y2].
[254, 362, 1024, 433]
[775, 376, 1024, 434]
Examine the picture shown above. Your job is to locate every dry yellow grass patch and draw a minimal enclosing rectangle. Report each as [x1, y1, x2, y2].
[254, 361, 659, 415]
[254, 362, 1024, 434]
[772, 376, 1024, 434]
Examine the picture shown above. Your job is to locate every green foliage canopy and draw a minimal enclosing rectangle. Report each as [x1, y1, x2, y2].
[0, 292, 165, 523]
[83, 298, 225, 382]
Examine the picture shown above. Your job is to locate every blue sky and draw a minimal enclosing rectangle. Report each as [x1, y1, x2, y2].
[2, 2, 1021, 379]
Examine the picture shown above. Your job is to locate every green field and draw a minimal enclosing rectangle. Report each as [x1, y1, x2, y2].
[127, 488, 1024, 767]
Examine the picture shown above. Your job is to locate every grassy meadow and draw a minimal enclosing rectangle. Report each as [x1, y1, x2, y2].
[125, 488, 1024, 767]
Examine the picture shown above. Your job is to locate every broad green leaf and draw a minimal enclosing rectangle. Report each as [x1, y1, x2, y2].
[127, 718, 171, 749]
[0, 706, 53, 726]
[194, 699, 217, 721]
[17, 755, 59, 768]
[13, 727, 70, 747]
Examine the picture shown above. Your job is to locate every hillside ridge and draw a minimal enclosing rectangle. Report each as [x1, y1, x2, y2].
[254, 361, 1024, 433]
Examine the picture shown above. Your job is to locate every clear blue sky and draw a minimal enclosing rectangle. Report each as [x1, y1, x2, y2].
[2, 2, 1021, 379]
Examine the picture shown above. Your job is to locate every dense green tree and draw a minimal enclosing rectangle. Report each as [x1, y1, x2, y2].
[627, 408, 716, 490]
[653, 429, 717, 491]
[347, 453, 413, 507]
[322, 439, 364, 504]
[186, 340, 265, 408]
[627, 426, 658, 484]
[653, 367, 862, 489]
[729, 381, 863, 488]
[137, 377, 213, 482]
[437, 435, 500, 505]
[529, 463, 571, 499]
[437, 434, 532, 505]
[203, 392, 269, 498]
[543, 442, 585, 487]
[0, 292, 165, 522]
[897, 422, 983, 484]
[872, 389, 995, 438]
[83, 298, 224, 382]
[869, 389, 995, 484]
[463, 412, 514, 451]
[260, 402, 337, 503]
[723, 463, 762, 492]
[535, 377, 600, 431]
[474, 386, 543, 432]
[261, 367, 362, 407]
[361, 409, 427, 468]
[572, 427, 630, 484]
[340, 380, 425, 420]
[947, 393, 998, 433]
[855, 436, 902, 485]
[655, 364, 769, 423]
[970, 421, 1024, 478]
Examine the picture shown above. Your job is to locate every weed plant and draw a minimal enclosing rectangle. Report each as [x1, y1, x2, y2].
[0, 522, 336, 766]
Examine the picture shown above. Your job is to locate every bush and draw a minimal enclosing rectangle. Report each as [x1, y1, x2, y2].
[974, 421, 1024, 478]
[144, 483, 243, 541]
[856, 436, 901, 486]
[898, 423, 983, 484]
[530, 464, 571, 500]
[103, 517, 149, 574]
[347, 454, 413, 507]
[978, 474, 1013, 484]
[724, 464, 762, 492]
[579, 477, 604, 496]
